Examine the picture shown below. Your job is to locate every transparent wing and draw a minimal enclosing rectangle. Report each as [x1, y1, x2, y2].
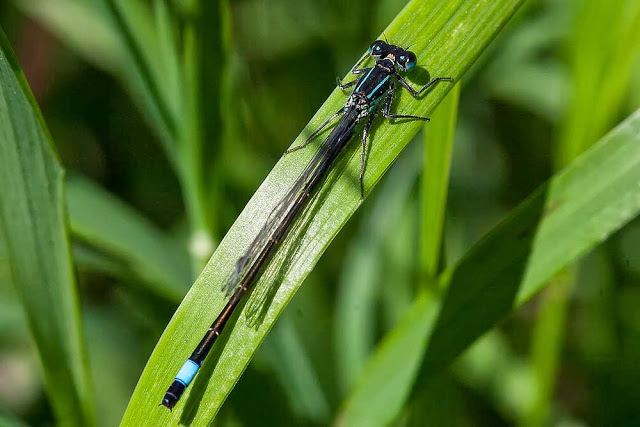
[223, 109, 359, 302]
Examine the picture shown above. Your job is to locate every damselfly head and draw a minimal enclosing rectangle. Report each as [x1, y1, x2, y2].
[369, 40, 417, 72]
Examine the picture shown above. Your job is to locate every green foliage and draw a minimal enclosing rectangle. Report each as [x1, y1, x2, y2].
[122, 1, 525, 425]
[2, 0, 640, 426]
[0, 28, 94, 426]
[66, 175, 191, 301]
[340, 108, 640, 425]
[420, 83, 461, 282]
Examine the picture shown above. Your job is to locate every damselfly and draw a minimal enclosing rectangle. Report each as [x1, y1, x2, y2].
[161, 39, 451, 410]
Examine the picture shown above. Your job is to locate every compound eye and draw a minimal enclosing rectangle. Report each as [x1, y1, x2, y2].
[368, 40, 387, 59]
[404, 51, 417, 71]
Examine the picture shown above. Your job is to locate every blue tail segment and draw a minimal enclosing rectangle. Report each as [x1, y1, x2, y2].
[175, 359, 200, 386]
[160, 359, 201, 410]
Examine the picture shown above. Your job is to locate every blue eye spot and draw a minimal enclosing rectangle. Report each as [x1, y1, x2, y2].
[376, 46, 381, 50]
[400, 55, 405, 60]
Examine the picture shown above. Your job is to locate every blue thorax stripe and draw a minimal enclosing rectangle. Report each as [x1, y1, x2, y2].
[355, 68, 374, 93]
[367, 75, 390, 99]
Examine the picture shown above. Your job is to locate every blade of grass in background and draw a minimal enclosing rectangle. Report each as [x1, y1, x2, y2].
[0, 409, 28, 427]
[100, 0, 177, 150]
[524, 1, 640, 425]
[121, 0, 524, 425]
[98, 0, 219, 269]
[453, 330, 535, 422]
[334, 142, 423, 395]
[15, 0, 217, 266]
[65, 175, 191, 302]
[258, 316, 331, 423]
[152, 0, 181, 131]
[179, 0, 230, 267]
[337, 290, 440, 427]
[558, 0, 640, 165]
[0, 27, 94, 427]
[395, 82, 461, 425]
[339, 109, 640, 426]
[13, 0, 126, 73]
[420, 82, 460, 283]
[377, 200, 416, 327]
[333, 81, 461, 426]
[14, 0, 182, 160]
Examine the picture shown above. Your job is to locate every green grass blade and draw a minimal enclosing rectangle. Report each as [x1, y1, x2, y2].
[337, 291, 439, 427]
[0, 28, 94, 426]
[340, 85, 463, 426]
[15, 0, 183, 171]
[558, 0, 640, 165]
[420, 82, 461, 282]
[153, 0, 181, 128]
[417, 108, 640, 389]
[65, 175, 191, 302]
[13, 0, 126, 73]
[121, 0, 524, 424]
[522, 268, 574, 427]
[334, 143, 422, 394]
[524, 3, 640, 424]
[100, 0, 178, 154]
[0, 409, 28, 427]
[178, 0, 229, 267]
[259, 316, 331, 423]
[340, 109, 640, 425]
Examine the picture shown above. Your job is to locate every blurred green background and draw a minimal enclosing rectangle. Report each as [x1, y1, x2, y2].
[1, 0, 640, 425]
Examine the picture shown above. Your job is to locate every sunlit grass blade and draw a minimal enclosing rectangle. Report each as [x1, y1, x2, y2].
[0, 27, 94, 426]
[121, 0, 524, 424]
[153, 0, 181, 128]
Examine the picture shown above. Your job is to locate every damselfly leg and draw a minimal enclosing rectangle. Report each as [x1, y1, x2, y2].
[337, 54, 373, 90]
[359, 111, 378, 197]
[382, 82, 430, 121]
[285, 108, 345, 153]
[396, 75, 453, 97]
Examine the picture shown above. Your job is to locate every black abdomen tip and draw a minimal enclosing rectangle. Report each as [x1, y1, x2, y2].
[161, 381, 186, 410]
